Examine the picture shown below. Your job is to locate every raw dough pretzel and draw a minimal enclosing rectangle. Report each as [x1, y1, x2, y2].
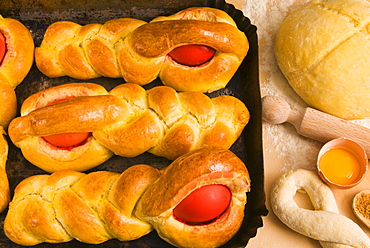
[4, 147, 251, 248]
[270, 169, 370, 248]
[35, 7, 249, 93]
[8, 82, 249, 172]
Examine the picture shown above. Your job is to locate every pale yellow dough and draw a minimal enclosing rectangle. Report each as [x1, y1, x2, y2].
[271, 169, 370, 248]
[275, 0, 370, 120]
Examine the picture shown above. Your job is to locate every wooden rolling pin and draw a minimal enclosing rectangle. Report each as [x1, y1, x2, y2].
[262, 95, 370, 158]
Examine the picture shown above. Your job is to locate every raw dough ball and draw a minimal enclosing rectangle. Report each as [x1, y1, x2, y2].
[275, 0, 370, 120]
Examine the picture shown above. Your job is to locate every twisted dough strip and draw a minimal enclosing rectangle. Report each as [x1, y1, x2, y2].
[0, 15, 34, 128]
[4, 147, 251, 248]
[0, 127, 10, 213]
[271, 169, 370, 248]
[35, 7, 249, 93]
[8, 82, 249, 172]
[0, 15, 34, 212]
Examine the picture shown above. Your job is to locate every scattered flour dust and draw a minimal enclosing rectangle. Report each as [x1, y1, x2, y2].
[238, 0, 370, 172]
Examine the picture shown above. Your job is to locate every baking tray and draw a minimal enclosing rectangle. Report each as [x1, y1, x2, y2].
[0, 0, 268, 247]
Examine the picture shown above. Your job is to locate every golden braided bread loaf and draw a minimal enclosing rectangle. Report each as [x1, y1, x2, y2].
[0, 15, 34, 128]
[8, 82, 250, 172]
[35, 7, 249, 92]
[0, 15, 34, 213]
[4, 147, 251, 248]
[0, 127, 10, 213]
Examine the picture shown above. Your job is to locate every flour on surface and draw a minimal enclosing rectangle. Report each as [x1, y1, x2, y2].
[240, 0, 370, 172]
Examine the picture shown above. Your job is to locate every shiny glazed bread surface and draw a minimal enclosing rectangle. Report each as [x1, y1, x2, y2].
[4, 147, 251, 248]
[35, 7, 249, 93]
[8, 82, 250, 172]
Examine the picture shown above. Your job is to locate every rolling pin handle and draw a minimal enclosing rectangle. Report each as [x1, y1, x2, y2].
[262, 95, 370, 158]
[261, 95, 291, 124]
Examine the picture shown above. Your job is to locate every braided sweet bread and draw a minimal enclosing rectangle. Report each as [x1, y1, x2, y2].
[4, 146, 251, 248]
[0, 15, 34, 128]
[8, 82, 249, 172]
[0, 15, 34, 213]
[0, 128, 10, 213]
[35, 7, 249, 93]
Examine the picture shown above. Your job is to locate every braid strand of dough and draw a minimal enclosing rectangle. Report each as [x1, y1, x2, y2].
[8, 82, 250, 172]
[271, 169, 370, 248]
[0, 15, 34, 127]
[0, 127, 10, 213]
[4, 147, 251, 248]
[35, 18, 146, 80]
[35, 7, 249, 93]
[0, 15, 34, 88]
[4, 165, 160, 245]
[0, 15, 34, 212]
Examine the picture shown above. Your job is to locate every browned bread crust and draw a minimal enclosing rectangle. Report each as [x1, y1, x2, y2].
[8, 82, 250, 172]
[8, 83, 115, 172]
[4, 147, 251, 247]
[0, 15, 34, 88]
[35, 7, 249, 92]
[0, 83, 16, 128]
[0, 15, 34, 128]
[136, 147, 251, 247]
[0, 127, 10, 213]
[0, 15, 34, 213]
[35, 18, 145, 79]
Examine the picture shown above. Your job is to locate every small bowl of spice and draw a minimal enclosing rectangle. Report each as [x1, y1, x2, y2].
[317, 137, 368, 189]
[353, 190, 370, 228]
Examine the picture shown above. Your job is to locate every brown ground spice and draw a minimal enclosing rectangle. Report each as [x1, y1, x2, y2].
[355, 193, 370, 220]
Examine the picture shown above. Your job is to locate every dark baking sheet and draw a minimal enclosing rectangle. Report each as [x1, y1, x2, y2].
[0, 0, 268, 247]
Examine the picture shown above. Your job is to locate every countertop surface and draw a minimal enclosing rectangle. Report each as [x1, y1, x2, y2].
[225, 0, 370, 247]
[2, 1, 370, 247]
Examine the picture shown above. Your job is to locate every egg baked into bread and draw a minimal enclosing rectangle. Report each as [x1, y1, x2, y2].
[0, 15, 34, 213]
[3, 2, 257, 247]
[35, 7, 249, 93]
[4, 147, 251, 248]
[8, 82, 250, 172]
[0, 15, 34, 128]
